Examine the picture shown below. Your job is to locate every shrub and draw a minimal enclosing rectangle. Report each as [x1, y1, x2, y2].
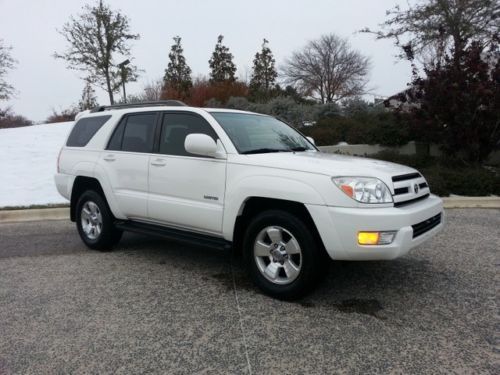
[183, 77, 249, 107]
[370, 151, 500, 196]
[301, 108, 411, 147]
[403, 42, 499, 163]
[0, 108, 32, 128]
[46, 107, 79, 123]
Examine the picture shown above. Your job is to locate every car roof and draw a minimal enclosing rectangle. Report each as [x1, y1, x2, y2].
[76, 106, 261, 120]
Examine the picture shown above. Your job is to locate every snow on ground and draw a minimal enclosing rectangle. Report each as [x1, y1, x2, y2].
[0, 122, 73, 207]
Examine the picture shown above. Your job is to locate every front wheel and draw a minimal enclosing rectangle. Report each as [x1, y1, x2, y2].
[243, 210, 326, 300]
[76, 190, 122, 251]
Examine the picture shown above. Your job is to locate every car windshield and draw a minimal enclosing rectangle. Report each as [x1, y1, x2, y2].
[210, 112, 316, 154]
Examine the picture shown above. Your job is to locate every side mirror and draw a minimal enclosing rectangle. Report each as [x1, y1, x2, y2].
[306, 136, 316, 146]
[185, 133, 225, 158]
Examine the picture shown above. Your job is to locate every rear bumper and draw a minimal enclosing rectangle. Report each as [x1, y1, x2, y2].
[54, 173, 75, 201]
[306, 194, 444, 260]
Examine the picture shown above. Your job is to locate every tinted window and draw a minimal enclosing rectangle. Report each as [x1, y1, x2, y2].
[66, 115, 111, 147]
[159, 113, 217, 156]
[121, 113, 157, 153]
[107, 118, 126, 150]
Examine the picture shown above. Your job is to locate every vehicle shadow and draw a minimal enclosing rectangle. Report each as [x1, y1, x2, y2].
[114, 232, 447, 319]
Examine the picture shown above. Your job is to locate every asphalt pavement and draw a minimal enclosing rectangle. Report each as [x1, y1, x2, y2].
[0, 209, 498, 374]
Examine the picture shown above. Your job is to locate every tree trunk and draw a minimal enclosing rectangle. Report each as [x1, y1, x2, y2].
[105, 70, 114, 105]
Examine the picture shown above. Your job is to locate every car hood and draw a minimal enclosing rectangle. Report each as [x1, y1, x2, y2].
[233, 151, 417, 187]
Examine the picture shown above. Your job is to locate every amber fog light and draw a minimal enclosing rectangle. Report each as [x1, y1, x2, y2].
[358, 231, 396, 245]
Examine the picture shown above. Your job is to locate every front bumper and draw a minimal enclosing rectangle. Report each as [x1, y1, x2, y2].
[306, 194, 444, 260]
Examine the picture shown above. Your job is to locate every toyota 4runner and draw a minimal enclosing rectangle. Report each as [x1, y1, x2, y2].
[55, 100, 444, 299]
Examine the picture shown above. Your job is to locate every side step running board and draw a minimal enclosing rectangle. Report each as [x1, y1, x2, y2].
[115, 220, 232, 250]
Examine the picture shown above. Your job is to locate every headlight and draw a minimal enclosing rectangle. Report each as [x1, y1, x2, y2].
[332, 177, 393, 204]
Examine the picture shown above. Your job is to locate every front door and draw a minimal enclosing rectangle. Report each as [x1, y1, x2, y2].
[148, 112, 226, 234]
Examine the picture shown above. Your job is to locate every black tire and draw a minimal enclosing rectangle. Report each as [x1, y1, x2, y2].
[243, 209, 326, 300]
[76, 190, 122, 251]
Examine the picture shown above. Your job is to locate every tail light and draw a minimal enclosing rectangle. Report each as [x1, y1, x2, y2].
[57, 148, 63, 173]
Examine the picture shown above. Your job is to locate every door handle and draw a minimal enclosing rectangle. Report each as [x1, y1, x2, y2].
[103, 154, 115, 162]
[151, 158, 166, 166]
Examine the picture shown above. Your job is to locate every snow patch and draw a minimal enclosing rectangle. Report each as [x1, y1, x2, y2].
[0, 122, 73, 207]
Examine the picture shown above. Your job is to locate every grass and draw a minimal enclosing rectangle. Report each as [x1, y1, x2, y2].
[0, 203, 69, 211]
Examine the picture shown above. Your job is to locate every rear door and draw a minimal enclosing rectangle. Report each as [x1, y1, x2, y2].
[147, 112, 226, 234]
[98, 112, 158, 219]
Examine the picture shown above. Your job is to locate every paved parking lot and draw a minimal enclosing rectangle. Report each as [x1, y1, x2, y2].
[0, 209, 498, 374]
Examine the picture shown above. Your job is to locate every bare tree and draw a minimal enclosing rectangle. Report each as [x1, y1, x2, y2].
[142, 79, 164, 101]
[282, 34, 370, 103]
[118, 79, 164, 104]
[54, 0, 140, 104]
[362, 0, 500, 65]
[0, 39, 17, 101]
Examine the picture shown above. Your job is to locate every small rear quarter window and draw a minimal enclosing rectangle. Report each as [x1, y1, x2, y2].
[66, 115, 111, 147]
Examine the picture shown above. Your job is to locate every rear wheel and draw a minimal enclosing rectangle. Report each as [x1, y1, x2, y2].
[76, 190, 122, 251]
[243, 210, 326, 300]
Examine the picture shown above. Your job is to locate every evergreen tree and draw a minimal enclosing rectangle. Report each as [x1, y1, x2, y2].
[209, 35, 237, 83]
[79, 79, 98, 110]
[249, 39, 277, 99]
[163, 36, 192, 99]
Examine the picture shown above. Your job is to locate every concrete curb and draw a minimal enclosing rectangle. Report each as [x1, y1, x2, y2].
[0, 207, 69, 223]
[442, 197, 500, 208]
[0, 197, 498, 223]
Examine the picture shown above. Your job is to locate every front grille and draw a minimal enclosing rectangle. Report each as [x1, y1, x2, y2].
[412, 213, 442, 238]
[392, 172, 430, 207]
[394, 194, 430, 207]
[392, 173, 421, 182]
[394, 187, 409, 195]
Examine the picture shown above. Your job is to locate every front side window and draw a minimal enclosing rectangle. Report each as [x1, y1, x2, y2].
[210, 112, 315, 154]
[66, 115, 111, 147]
[107, 113, 157, 153]
[159, 113, 217, 157]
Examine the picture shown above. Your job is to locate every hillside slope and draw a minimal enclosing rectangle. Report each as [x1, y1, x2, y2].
[0, 122, 73, 207]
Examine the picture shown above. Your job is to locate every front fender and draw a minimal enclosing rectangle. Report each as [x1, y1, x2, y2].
[222, 175, 326, 240]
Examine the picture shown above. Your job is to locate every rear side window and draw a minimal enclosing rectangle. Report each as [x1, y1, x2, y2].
[107, 113, 157, 153]
[66, 115, 111, 147]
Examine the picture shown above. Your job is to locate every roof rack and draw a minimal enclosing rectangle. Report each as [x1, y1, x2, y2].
[89, 100, 187, 113]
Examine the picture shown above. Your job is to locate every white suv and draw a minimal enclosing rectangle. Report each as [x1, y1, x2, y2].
[55, 101, 444, 299]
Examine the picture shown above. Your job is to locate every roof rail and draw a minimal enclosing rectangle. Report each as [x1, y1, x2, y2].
[90, 100, 187, 113]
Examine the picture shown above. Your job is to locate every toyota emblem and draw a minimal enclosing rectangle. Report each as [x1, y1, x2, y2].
[414, 183, 419, 194]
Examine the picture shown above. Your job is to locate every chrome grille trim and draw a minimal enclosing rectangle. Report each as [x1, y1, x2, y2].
[392, 174, 430, 206]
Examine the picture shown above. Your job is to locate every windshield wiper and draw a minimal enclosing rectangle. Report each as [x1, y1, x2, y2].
[241, 148, 289, 155]
[290, 146, 308, 152]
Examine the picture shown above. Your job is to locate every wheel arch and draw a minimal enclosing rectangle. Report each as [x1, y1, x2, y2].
[231, 197, 326, 255]
[70, 176, 106, 222]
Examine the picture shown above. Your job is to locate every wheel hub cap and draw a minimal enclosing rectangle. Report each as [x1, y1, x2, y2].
[253, 226, 302, 285]
[80, 201, 103, 240]
[270, 245, 287, 263]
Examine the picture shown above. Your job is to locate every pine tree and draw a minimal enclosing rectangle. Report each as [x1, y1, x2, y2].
[209, 35, 237, 83]
[163, 36, 192, 99]
[250, 39, 277, 98]
[79, 79, 98, 110]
